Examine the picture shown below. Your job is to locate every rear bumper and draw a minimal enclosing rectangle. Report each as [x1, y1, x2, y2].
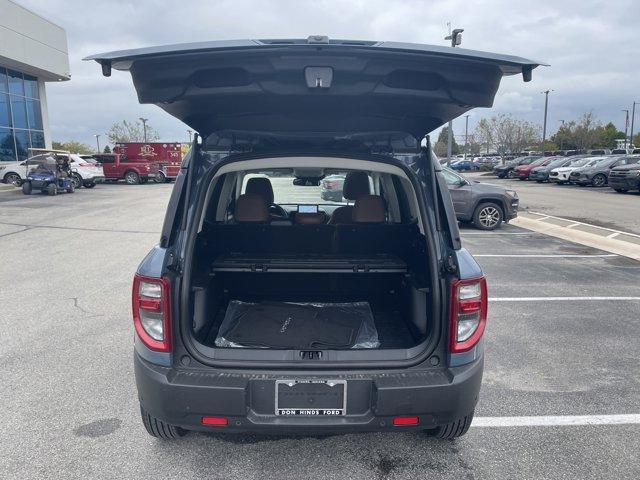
[135, 353, 484, 434]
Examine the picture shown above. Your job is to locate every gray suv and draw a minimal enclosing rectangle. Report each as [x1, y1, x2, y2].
[87, 37, 539, 440]
[442, 167, 519, 230]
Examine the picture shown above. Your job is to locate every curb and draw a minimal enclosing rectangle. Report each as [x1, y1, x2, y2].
[511, 214, 640, 261]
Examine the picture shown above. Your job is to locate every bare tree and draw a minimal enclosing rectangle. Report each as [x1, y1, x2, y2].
[107, 119, 160, 143]
[474, 114, 540, 157]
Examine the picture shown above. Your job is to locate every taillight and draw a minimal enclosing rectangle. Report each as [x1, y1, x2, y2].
[132, 275, 171, 352]
[449, 277, 487, 353]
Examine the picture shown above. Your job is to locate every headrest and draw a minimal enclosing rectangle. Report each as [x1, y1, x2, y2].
[352, 195, 386, 223]
[235, 194, 269, 223]
[293, 212, 327, 225]
[342, 171, 370, 200]
[245, 177, 274, 205]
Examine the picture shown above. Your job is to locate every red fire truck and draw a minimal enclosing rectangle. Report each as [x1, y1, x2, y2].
[112, 142, 182, 182]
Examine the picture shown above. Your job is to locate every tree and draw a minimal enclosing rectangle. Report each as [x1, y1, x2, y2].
[103, 145, 112, 153]
[634, 133, 640, 148]
[52, 140, 94, 154]
[550, 112, 609, 150]
[106, 119, 160, 143]
[473, 114, 540, 155]
[594, 122, 626, 149]
[433, 127, 460, 157]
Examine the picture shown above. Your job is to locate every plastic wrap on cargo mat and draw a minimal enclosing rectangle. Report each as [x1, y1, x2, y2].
[214, 300, 380, 349]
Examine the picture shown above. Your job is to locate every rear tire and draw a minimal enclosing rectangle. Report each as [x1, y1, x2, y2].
[47, 184, 57, 196]
[140, 406, 186, 440]
[473, 202, 503, 230]
[155, 171, 166, 183]
[72, 173, 83, 189]
[21, 181, 32, 195]
[67, 184, 75, 193]
[507, 170, 516, 179]
[83, 181, 96, 188]
[125, 171, 140, 185]
[433, 411, 474, 439]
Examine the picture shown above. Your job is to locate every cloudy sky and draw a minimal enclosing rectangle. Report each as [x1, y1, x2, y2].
[18, 0, 640, 146]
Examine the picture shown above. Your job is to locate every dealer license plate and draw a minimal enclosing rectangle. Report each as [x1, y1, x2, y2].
[275, 379, 346, 416]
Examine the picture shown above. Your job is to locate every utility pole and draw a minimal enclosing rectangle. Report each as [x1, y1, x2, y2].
[139, 117, 149, 142]
[94, 134, 101, 153]
[621, 109, 629, 147]
[630, 102, 637, 148]
[464, 114, 470, 160]
[444, 24, 464, 166]
[541, 90, 552, 151]
[187, 129, 192, 143]
[558, 120, 565, 151]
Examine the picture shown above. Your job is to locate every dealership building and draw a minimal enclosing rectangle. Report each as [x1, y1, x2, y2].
[1, 0, 70, 162]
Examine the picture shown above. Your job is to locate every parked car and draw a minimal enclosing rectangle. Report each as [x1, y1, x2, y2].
[529, 155, 589, 182]
[320, 174, 345, 201]
[450, 160, 479, 171]
[87, 36, 540, 440]
[570, 155, 640, 187]
[549, 156, 603, 184]
[608, 157, 640, 192]
[0, 151, 103, 188]
[94, 153, 160, 184]
[514, 156, 554, 180]
[493, 156, 541, 178]
[442, 167, 518, 230]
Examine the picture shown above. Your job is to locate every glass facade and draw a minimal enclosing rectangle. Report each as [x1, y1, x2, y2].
[0, 67, 45, 162]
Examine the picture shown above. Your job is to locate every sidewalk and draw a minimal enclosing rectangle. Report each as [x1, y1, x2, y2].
[512, 211, 640, 261]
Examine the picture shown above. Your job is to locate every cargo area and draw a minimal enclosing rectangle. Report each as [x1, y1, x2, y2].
[185, 161, 436, 358]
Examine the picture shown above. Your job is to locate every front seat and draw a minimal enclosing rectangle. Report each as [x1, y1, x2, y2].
[245, 177, 274, 205]
[234, 194, 269, 223]
[329, 171, 370, 224]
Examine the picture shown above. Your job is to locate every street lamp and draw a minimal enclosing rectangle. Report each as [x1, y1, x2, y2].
[139, 117, 149, 142]
[444, 24, 464, 165]
[541, 90, 553, 151]
[94, 134, 101, 153]
[630, 102, 638, 149]
[464, 114, 470, 160]
[621, 109, 630, 147]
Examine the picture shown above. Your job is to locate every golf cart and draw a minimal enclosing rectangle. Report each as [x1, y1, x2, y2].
[21, 152, 75, 196]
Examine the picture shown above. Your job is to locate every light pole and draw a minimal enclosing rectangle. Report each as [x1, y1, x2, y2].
[541, 90, 553, 151]
[444, 25, 464, 165]
[187, 129, 192, 143]
[630, 102, 637, 148]
[621, 109, 629, 147]
[139, 117, 149, 142]
[94, 134, 101, 153]
[464, 114, 470, 160]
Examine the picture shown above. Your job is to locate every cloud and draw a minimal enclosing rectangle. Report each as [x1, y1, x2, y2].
[17, 0, 639, 145]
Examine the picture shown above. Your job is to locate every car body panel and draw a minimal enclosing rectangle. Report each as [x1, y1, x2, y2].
[608, 162, 640, 191]
[571, 156, 640, 185]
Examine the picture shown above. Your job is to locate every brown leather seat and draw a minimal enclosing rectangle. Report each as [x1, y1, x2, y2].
[245, 177, 274, 205]
[352, 195, 386, 223]
[234, 194, 269, 223]
[329, 171, 370, 224]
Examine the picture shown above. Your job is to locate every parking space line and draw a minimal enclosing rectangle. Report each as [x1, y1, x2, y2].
[490, 296, 640, 302]
[473, 414, 640, 428]
[461, 232, 538, 236]
[475, 254, 618, 258]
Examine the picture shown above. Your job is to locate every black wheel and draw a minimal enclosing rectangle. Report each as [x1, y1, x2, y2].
[83, 181, 96, 189]
[155, 171, 166, 183]
[556, 181, 565, 185]
[47, 183, 57, 196]
[535, 180, 543, 183]
[4, 172, 22, 186]
[67, 183, 75, 193]
[71, 173, 83, 189]
[433, 411, 474, 439]
[591, 174, 607, 187]
[141, 178, 149, 184]
[507, 170, 516, 179]
[140, 406, 186, 440]
[21, 181, 32, 195]
[473, 202, 503, 230]
[125, 171, 140, 185]
[614, 189, 627, 193]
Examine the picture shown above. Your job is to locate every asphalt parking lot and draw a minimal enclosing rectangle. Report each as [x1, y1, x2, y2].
[1, 183, 639, 479]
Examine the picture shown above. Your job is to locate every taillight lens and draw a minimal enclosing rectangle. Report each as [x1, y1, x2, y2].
[449, 277, 487, 353]
[132, 275, 171, 352]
